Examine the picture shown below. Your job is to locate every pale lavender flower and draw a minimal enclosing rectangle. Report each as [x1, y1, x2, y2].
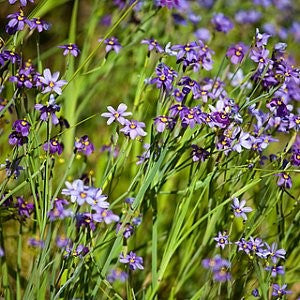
[39, 68, 67, 95]
[107, 269, 128, 283]
[9, 0, 34, 5]
[62, 179, 91, 205]
[231, 198, 252, 220]
[120, 120, 147, 140]
[93, 208, 119, 224]
[101, 103, 132, 125]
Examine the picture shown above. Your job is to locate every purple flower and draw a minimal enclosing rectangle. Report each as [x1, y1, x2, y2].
[235, 10, 261, 24]
[58, 44, 80, 57]
[195, 28, 211, 42]
[107, 269, 128, 283]
[171, 42, 199, 62]
[1, 159, 24, 179]
[8, 0, 34, 6]
[272, 284, 292, 297]
[226, 43, 248, 64]
[27, 18, 50, 32]
[16, 197, 34, 218]
[120, 119, 147, 140]
[101, 37, 122, 54]
[202, 255, 231, 282]
[8, 131, 28, 146]
[93, 208, 120, 224]
[39, 68, 67, 95]
[265, 243, 286, 263]
[291, 150, 300, 166]
[6, 10, 28, 34]
[13, 119, 31, 136]
[119, 251, 144, 270]
[276, 173, 292, 189]
[267, 98, 291, 117]
[265, 265, 285, 277]
[0, 247, 4, 257]
[101, 103, 132, 125]
[155, 0, 188, 9]
[76, 213, 96, 231]
[2, 51, 21, 64]
[191, 145, 209, 162]
[231, 198, 252, 220]
[247, 237, 265, 256]
[28, 238, 44, 248]
[214, 231, 230, 249]
[117, 222, 134, 239]
[74, 135, 94, 156]
[181, 107, 201, 129]
[34, 95, 60, 125]
[65, 244, 89, 258]
[154, 116, 175, 132]
[250, 48, 270, 69]
[56, 236, 72, 249]
[84, 187, 109, 209]
[252, 289, 260, 297]
[43, 139, 63, 155]
[48, 198, 72, 221]
[141, 39, 164, 53]
[236, 238, 250, 254]
[211, 13, 234, 33]
[150, 63, 177, 91]
[255, 29, 271, 47]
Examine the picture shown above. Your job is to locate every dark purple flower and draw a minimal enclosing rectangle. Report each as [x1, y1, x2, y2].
[2, 50, 21, 65]
[92, 208, 120, 224]
[34, 96, 61, 125]
[6, 10, 28, 34]
[214, 231, 230, 249]
[291, 150, 300, 166]
[27, 18, 50, 32]
[211, 13, 234, 33]
[39, 68, 67, 95]
[265, 265, 285, 277]
[76, 213, 96, 231]
[9, 0, 34, 6]
[120, 120, 147, 140]
[119, 251, 144, 270]
[181, 107, 201, 129]
[252, 289, 260, 297]
[169, 104, 188, 118]
[13, 119, 31, 136]
[43, 139, 63, 155]
[101, 37, 122, 54]
[171, 42, 198, 62]
[231, 198, 252, 220]
[150, 63, 177, 91]
[74, 135, 94, 156]
[212, 112, 230, 129]
[276, 173, 292, 189]
[107, 269, 128, 283]
[226, 43, 248, 64]
[265, 243, 286, 263]
[101, 103, 132, 125]
[191, 145, 209, 162]
[141, 39, 164, 53]
[58, 44, 80, 57]
[2, 159, 24, 179]
[8, 131, 28, 146]
[16, 197, 34, 218]
[154, 115, 175, 132]
[272, 284, 292, 297]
